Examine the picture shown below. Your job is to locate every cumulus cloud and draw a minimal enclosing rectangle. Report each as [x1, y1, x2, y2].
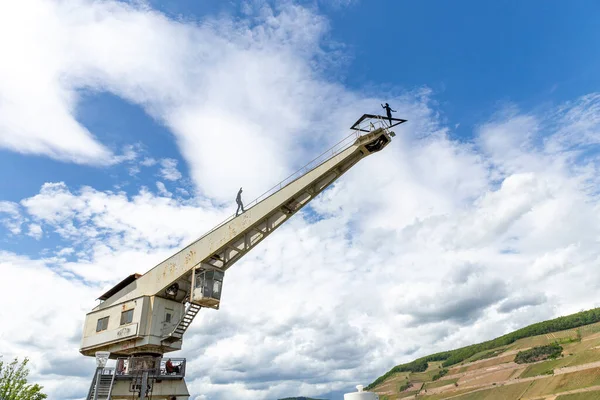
[394, 267, 508, 325]
[497, 293, 548, 313]
[1, 1, 600, 399]
[140, 157, 157, 167]
[9, 88, 600, 396]
[0, 0, 359, 201]
[159, 158, 182, 181]
[0, 252, 97, 396]
[156, 181, 172, 197]
[0, 1, 112, 164]
[5, 93, 600, 399]
[0, 201, 23, 234]
[19, 181, 225, 283]
[27, 223, 43, 240]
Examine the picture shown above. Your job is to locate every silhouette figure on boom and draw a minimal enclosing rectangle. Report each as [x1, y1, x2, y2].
[236, 187, 245, 216]
[381, 102, 397, 127]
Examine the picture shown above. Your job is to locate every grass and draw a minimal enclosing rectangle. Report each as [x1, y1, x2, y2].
[557, 390, 600, 399]
[521, 345, 600, 378]
[566, 348, 600, 366]
[465, 348, 506, 363]
[462, 368, 516, 387]
[410, 369, 440, 382]
[368, 308, 600, 390]
[520, 358, 564, 378]
[449, 381, 533, 400]
[508, 367, 526, 379]
[508, 330, 578, 350]
[432, 368, 449, 381]
[371, 316, 600, 399]
[522, 369, 600, 397]
[424, 378, 458, 390]
[579, 322, 600, 336]
[398, 380, 413, 392]
[420, 388, 473, 400]
[427, 361, 444, 370]
[463, 354, 514, 372]
[399, 389, 420, 397]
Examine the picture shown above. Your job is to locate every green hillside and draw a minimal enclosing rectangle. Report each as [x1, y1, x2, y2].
[278, 397, 325, 400]
[368, 307, 600, 400]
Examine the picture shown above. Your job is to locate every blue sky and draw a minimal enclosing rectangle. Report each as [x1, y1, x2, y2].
[1, 1, 600, 399]
[148, 0, 600, 134]
[3, 0, 599, 204]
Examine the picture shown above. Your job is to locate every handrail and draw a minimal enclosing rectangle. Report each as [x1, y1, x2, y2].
[195, 128, 370, 242]
[114, 357, 186, 378]
[86, 367, 100, 400]
[107, 367, 116, 399]
[352, 115, 390, 132]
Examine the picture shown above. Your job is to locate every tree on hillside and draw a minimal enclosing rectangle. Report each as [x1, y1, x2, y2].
[0, 357, 47, 400]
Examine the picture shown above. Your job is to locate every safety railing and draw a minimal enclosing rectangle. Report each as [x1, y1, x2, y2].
[245, 131, 362, 208]
[195, 128, 372, 242]
[352, 115, 390, 132]
[114, 357, 186, 379]
[159, 357, 186, 378]
[97, 367, 115, 376]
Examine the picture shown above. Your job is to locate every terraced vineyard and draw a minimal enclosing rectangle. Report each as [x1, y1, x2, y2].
[369, 309, 600, 399]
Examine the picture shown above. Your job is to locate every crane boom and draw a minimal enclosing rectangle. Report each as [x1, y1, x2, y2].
[96, 128, 389, 310]
[78, 115, 405, 400]
[80, 117, 403, 364]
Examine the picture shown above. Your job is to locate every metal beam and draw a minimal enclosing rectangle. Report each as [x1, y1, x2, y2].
[97, 128, 393, 309]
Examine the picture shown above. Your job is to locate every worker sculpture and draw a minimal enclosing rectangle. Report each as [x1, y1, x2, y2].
[236, 187, 245, 216]
[381, 102, 397, 127]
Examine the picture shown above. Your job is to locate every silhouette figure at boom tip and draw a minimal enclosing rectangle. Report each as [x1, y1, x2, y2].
[236, 187, 245, 216]
[381, 102, 397, 127]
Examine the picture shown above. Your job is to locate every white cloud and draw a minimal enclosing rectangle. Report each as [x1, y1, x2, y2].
[156, 181, 172, 197]
[176, 187, 190, 197]
[0, 0, 370, 200]
[27, 223, 43, 240]
[56, 247, 74, 256]
[128, 165, 141, 176]
[4, 91, 600, 399]
[549, 93, 600, 151]
[140, 157, 157, 167]
[0, 1, 112, 164]
[497, 292, 547, 313]
[0, 252, 97, 397]
[20, 181, 225, 283]
[159, 158, 182, 181]
[0, 201, 24, 234]
[2, 1, 600, 399]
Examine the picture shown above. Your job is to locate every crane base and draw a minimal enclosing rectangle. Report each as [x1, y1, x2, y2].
[86, 357, 190, 400]
[110, 379, 189, 399]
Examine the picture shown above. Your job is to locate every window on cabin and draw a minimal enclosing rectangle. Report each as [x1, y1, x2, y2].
[165, 312, 172, 323]
[96, 316, 109, 332]
[120, 309, 134, 325]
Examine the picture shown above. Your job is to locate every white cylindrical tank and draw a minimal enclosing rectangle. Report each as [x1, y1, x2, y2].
[344, 385, 379, 400]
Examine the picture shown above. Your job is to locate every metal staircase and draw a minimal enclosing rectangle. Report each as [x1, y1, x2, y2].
[86, 367, 116, 400]
[163, 302, 202, 342]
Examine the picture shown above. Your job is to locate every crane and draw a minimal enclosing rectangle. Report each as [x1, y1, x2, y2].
[80, 114, 406, 400]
